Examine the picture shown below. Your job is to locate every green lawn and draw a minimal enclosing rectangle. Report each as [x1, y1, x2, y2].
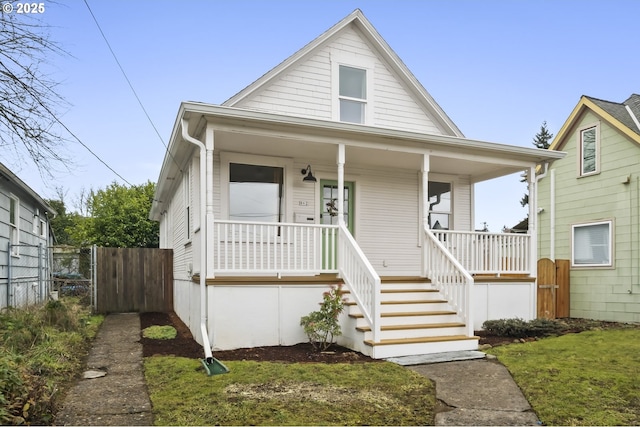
[487, 328, 640, 426]
[144, 357, 436, 426]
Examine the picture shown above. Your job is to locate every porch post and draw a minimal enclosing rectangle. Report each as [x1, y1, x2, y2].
[337, 144, 345, 226]
[205, 123, 216, 278]
[528, 166, 537, 278]
[421, 155, 430, 230]
[421, 155, 430, 276]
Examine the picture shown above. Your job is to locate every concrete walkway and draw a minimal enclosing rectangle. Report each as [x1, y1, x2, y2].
[56, 313, 539, 426]
[56, 313, 153, 426]
[409, 358, 540, 426]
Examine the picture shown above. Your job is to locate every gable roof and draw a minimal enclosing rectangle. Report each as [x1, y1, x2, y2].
[550, 93, 640, 150]
[222, 9, 464, 138]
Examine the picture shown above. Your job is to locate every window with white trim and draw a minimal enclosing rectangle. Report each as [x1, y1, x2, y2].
[39, 218, 46, 238]
[579, 125, 598, 176]
[572, 220, 612, 267]
[184, 168, 191, 240]
[339, 65, 367, 124]
[428, 182, 452, 230]
[229, 163, 284, 223]
[9, 195, 19, 256]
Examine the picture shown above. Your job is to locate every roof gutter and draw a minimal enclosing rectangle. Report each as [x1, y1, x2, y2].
[180, 118, 215, 364]
[181, 102, 566, 163]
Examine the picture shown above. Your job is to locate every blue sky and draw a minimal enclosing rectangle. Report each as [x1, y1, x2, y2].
[8, 0, 639, 231]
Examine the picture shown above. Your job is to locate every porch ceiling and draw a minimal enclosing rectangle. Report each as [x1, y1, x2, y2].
[151, 104, 565, 219]
[212, 129, 534, 181]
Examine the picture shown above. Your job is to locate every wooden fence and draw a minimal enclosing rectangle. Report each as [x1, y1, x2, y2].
[95, 247, 173, 313]
[537, 258, 570, 319]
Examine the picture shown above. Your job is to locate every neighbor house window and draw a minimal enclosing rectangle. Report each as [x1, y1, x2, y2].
[572, 220, 612, 267]
[339, 65, 367, 124]
[580, 125, 598, 176]
[428, 182, 451, 230]
[9, 196, 19, 256]
[229, 163, 284, 222]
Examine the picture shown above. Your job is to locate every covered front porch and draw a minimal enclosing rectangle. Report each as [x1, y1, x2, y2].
[157, 103, 563, 358]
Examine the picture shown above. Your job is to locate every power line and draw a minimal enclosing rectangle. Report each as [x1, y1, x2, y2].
[54, 115, 134, 186]
[83, 0, 180, 174]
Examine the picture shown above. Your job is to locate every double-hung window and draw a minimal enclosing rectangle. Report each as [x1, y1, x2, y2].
[428, 182, 452, 230]
[9, 195, 19, 256]
[572, 220, 612, 267]
[579, 125, 598, 176]
[339, 65, 367, 124]
[184, 168, 191, 240]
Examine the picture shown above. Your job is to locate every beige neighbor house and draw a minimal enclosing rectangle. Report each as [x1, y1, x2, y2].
[150, 9, 564, 359]
[537, 94, 640, 323]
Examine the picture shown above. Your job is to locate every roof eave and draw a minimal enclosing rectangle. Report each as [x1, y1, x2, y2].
[550, 96, 640, 151]
[0, 162, 57, 216]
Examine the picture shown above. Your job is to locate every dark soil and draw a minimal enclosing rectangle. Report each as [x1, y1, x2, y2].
[139, 312, 379, 363]
[139, 312, 639, 361]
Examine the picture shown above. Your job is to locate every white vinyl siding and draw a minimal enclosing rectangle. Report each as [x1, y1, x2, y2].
[356, 165, 421, 275]
[233, 25, 447, 135]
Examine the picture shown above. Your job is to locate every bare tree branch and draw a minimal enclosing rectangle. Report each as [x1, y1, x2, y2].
[0, 9, 72, 177]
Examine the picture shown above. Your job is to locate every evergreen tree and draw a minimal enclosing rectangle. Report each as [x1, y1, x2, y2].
[520, 122, 554, 207]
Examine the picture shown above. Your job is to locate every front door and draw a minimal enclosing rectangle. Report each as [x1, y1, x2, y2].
[320, 180, 354, 270]
[320, 180, 355, 232]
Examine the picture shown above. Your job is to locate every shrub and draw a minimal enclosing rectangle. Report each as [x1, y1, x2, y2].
[0, 299, 103, 425]
[300, 284, 345, 351]
[482, 318, 566, 338]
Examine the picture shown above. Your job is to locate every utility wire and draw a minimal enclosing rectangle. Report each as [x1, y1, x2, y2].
[83, 0, 181, 173]
[54, 114, 134, 186]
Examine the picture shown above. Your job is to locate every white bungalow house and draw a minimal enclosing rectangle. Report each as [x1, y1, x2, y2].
[150, 9, 564, 359]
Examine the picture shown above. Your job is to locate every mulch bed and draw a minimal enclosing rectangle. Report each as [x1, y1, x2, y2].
[139, 312, 638, 362]
[139, 311, 379, 363]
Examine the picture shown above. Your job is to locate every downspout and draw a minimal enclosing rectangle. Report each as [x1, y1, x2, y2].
[181, 118, 214, 363]
[535, 162, 552, 259]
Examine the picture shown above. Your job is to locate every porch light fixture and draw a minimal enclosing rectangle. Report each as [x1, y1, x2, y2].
[301, 165, 317, 182]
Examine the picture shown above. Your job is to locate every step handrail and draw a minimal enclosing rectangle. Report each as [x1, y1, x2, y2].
[338, 223, 381, 342]
[423, 227, 474, 337]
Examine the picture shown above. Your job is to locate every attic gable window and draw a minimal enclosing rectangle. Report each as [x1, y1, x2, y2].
[339, 65, 367, 123]
[580, 125, 598, 176]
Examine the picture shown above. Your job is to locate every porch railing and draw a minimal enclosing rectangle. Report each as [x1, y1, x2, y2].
[431, 230, 531, 276]
[213, 220, 339, 275]
[337, 223, 381, 343]
[423, 228, 474, 337]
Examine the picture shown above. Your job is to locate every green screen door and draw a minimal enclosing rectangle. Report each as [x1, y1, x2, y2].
[320, 180, 354, 269]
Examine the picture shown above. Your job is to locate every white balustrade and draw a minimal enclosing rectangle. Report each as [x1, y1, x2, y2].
[431, 230, 531, 276]
[213, 220, 338, 275]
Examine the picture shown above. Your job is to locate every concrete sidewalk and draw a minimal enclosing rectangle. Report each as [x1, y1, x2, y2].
[56, 313, 153, 426]
[56, 313, 538, 426]
[409, 358, 540, 426]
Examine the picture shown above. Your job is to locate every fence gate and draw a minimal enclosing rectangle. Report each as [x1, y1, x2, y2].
[537, 258, 570, 319]
[95, 247, 173, 314]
